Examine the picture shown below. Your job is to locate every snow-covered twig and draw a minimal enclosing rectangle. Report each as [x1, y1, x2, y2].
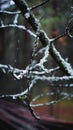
[33, 75, 73, 82]
[31, 92, 54, 103]
[50, 45, 73, 75]
[0, 0, 73, 120]
[33, 45, 49, 72]
[30, 92, 73, 108]
[50, 83, 73, 88]
[0, 78, 36, 99]
[13, 14, 19, 24]
[0, 10, 21, 14]
[0, 64, 29, 80]
[0, 24, 36, 37]
[30, 66, 59, 75]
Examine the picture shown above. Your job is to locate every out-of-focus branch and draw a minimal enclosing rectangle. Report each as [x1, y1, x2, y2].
[31, 92, 54, 103]
[51, 83, 73, 88]
[30, 92, 73, 108]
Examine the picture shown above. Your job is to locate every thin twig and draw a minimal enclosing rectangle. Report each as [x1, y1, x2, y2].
[31, 93, 73, 108]
[50, 83, 73, 88]
[28, 103, 40, 120]
[50, 32, 66, 43]
[21, 95, 40, 120]
[0, 10, 21, 14]
[0, 64, 28, 79]
[34, 75, 73, 82]
[30, 0, 50, 11]
[0, 24, 36, 37]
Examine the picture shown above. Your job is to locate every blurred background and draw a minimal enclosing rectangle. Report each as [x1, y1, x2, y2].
[0, 0, 73, 122]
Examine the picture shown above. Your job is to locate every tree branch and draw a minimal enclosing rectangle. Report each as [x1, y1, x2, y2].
[30, 0, 50, 11]
[0, 64, 28, 80]
[0, 24, 36, 38]
[0, 10, 21, 14]
[30, 92, 73, 108]
[50, 45, 73, 76]
[13, 0, 73, 76]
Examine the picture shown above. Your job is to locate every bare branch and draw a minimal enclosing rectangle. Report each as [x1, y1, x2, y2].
[30, 0, 50, 11]
[50, 32, 66, 43]
[27, 102, 40, 120]
[66, 18, 73, 38]
[50, 18, 73, 42]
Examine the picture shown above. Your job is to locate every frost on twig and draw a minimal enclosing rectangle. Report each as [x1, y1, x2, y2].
[0, 24, 36, 38]
[0, 64, 28, 79]
[13, 0, 73, 76]
[30, 92, 73, 108]
[0, 0, 73, 119]
[13, 14, 19, 24]
[50, 45, 73, 75]
[0, 10, 21, 15]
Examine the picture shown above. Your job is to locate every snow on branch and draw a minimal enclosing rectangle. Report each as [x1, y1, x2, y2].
[13, 13, 19, 24]
[0, 64, 28, 79]
[13, 0, 73, 76]
[33, 45, 50, 72]
[0, 0, 73, 119]
[0, 24, 36, 37]
[0, 0, 73, 98]
[30, 92, 73, 108]
[31, 67, 59, 75]
[51, 83, 73, 88]
[0, 10, 21, 15]
[33, 75, 73, 83]
[0, 79, 36, 99]
[50, 45, 73, 76]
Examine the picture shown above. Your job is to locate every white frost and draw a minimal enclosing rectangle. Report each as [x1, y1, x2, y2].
[25, 12, 30, 19]
[10, 0, 15, 5]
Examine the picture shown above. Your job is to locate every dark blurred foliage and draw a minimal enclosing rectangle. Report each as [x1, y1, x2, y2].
[0, 100, 73, 130]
